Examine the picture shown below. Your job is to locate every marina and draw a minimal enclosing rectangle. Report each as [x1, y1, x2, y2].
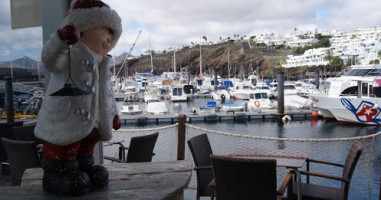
[1, 0, 381, 199]
[2, 68, 381, 199]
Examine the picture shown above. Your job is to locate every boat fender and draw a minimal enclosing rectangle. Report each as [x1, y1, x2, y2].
[282, 115, 291, 122]
[254, 100, 260, 107]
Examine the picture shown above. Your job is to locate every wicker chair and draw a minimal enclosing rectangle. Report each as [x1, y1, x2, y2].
[12, 124, 44, 144]
[12, 125, 45, 159]
[210, 154, 293, 200]
[0, 121, 23, 162]
[292, 140, 363, 200]
[187, 133, 215, 200]
[104, 132, 158, 163]
[1, 137, 41, 186]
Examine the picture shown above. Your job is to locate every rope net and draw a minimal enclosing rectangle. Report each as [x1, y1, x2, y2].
[185, 123, 381, 200]
[105, 122, 381, 199]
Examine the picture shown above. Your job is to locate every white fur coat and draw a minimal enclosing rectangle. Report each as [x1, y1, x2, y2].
[34, 32, 118, 145]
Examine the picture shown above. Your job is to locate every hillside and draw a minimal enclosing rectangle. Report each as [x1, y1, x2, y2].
[115, 42, 294, 79]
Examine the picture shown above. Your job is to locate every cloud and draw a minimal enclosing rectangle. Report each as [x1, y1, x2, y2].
[0, 0, 380, 62]
[325, 0, 381, 31]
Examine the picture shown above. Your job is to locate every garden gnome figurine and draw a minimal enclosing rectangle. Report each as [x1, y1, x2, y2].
[34, 0, 122, 195]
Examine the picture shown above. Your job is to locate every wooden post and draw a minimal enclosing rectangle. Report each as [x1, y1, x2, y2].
[277, 71, 285, 122]
[177, 115, 186, 160]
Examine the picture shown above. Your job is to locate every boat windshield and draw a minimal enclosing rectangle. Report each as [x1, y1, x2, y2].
[250, 93, 268, 99]
[365, 68, 381, 76]
[342, 69, 371, 76]
[284, 85, 296, 90]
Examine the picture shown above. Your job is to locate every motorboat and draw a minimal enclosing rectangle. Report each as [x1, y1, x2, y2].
[247, 92, 274, 111]
[311, 64, 381, 125]
[272, 82, 312, 110]
[211, 89, 231, 101]
[143, 85, 162, 103]
[122, 79, 140, 102]
[230, 81, 253, 100]
[219, 100, 247, 112]
[145, 101, 169, 115]
[120, 103, 143, 115]
[170, 86, 188, 102]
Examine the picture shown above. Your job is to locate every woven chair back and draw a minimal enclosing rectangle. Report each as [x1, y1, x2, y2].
[211, 154, 277, 200]
[126, 132, 159, 162]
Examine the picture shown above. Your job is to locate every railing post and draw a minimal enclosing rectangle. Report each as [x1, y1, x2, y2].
[177, 115, 186, 160]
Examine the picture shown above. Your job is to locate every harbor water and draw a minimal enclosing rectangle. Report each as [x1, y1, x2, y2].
[105, 98, 381, 200]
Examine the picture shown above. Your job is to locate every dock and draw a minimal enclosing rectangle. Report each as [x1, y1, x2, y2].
[119, 110, 318, 125]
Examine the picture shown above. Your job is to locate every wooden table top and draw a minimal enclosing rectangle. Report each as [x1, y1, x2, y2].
[0, 160, 192, 200]
[230, 147, 309, 168]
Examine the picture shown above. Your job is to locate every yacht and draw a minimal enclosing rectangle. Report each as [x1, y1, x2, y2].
[311, 64, 381, 125]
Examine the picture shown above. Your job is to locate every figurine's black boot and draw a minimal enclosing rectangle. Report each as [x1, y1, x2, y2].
[78, 155, 109, 189]
[42, 157, 91, 196]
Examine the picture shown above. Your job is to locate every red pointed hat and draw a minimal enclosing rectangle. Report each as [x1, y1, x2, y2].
[62, 0, 122, 49]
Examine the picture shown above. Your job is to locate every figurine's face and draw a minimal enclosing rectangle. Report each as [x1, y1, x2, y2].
[80, 27, 113, 57]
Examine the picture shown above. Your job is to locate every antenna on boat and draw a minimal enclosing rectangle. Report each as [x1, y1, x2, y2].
[115, 29, 142, 78]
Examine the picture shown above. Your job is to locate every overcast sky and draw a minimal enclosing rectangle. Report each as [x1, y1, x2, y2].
[0, 0, 381, 62]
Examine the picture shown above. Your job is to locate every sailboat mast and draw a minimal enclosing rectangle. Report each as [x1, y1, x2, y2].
[228, 50, 230, 79]
[199, 38, 202, 77]
[149, 36, 153, 72]
[173, 50, 176, 73]
[150, 52, 153, 72]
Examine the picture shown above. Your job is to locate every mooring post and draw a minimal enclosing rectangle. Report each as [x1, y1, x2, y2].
[5, 77, 15, 123]
[277, 71, 285, 122]
[214, 72, 218, 91]
[315, 70, 320, 89]
[177, 115, 186, 160]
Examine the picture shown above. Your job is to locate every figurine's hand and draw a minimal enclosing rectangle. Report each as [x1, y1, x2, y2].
[113, 115, 121, 130]
[59, 25, 80, 45]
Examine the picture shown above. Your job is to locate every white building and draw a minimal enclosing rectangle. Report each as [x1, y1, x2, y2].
[282, 27, 381, 68]
[283, 48, 330, 68]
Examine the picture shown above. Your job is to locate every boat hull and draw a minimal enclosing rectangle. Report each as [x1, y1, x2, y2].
[313, 96, 381, 125]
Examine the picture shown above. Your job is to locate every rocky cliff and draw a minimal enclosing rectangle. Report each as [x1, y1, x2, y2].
[115, 42, 294, 79]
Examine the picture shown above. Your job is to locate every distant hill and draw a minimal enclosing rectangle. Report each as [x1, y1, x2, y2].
[0, 56, 43, 70]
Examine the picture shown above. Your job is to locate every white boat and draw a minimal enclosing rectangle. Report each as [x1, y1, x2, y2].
[170, 86, 188, 102]
[272, 83, 313, 110]
[211, 89, 231, 101]
[311, 64, 381, 125]
[145, 101, 169, 115]
[294, 81, 318, 97]
[254, 84, 272, 97]
[121, 79, 140, 102]
[230, 81, 253, 100]
[220, 101, 247, 112]
[247, 92, 274, 111]
[120, 103, 143, 115]
[143, 85, 162, 103]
